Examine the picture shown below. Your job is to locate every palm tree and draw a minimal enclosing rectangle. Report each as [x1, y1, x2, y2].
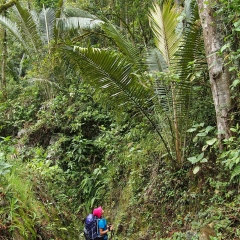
[147, 0, 205, 167]
[0, 0, 103, 97]
[60, 0, 204, 168]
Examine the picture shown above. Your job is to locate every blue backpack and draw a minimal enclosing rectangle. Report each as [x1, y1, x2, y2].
[84, 214, 99, 240]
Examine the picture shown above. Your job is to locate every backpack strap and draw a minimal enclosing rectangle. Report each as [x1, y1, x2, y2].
[96, 218, 100, 236]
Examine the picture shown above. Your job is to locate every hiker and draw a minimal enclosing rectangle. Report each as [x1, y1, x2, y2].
[93, 206, 113, 240]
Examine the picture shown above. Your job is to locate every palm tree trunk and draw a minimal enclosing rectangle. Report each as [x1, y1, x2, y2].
[171, 82, 182, 166]
[197, 0, 231, 140]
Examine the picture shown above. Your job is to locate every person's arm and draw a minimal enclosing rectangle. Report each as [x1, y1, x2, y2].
[99, 228, 109, 236]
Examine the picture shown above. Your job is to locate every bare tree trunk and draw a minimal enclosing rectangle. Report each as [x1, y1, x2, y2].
[197, 0, 231, 140]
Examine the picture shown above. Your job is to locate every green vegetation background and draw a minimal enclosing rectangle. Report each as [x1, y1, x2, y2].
[0, 0, 239, 239]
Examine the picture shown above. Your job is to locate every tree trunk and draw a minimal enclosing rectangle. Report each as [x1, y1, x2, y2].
[1, 0, 7, 99]
[1, 30, 7, 97]
[197, 0, 231, 140]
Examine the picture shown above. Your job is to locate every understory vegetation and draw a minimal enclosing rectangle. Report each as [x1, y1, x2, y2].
[0, 0, 239, 239]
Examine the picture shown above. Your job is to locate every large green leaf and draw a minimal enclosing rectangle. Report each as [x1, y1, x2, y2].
[62, 46, 153, 110]
[174, 0, 206, 82]
[0, 15, 28, 52]
[101, 22, 144, 70]
[39, 7, 56, 46]
[149, 0, 182, 67]
[61, 45, 172, 158]
[231, 164, 240, 180]
[13, 2, 43, 53]
[56, 7, 103, 32]
[146, 48, 168, 72]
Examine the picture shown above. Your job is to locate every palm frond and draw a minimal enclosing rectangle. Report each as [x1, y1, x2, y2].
[101, 22, 144, 69]
[0, 15, 28, 52]
[149, 0, 182, 67]
[62, 45, 153, 110]
[56, 7, 103, 31]
[56, 17, 103, 31]
[184, 0, 198, 24]
[60, 45, 172, 158]
[174, 1, 206, 81]
[146, 48, 168, 72]
[12, 2, 42, 53]
[39, 7, 56, 46]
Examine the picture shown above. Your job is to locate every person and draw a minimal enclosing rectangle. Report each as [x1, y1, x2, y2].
[93, 206, 113, 240]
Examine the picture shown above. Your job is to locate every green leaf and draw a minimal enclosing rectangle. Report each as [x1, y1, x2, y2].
[200, 158, 208, 163]
[196, 132, 207, 137]
[193, 123, 204, 128]
[202, 145, 208, 151]
[231, 164, 240, 180]
[0, 161, 12, 175]
[220, 43, 230, 52]
[231, 79, 240, 88]
[187, 128, 197, 132]
[206, 138, 217, 145]
[148, 0, 182, 67]
[230, 127, 237, 133]
[205, 126, 215, 133]
[193, 136, 198, 142]
[193, 166, 200, 174]
[197, 152, 204, 161]
[233, 19, 240, 31]
[187, 156, 198, 164]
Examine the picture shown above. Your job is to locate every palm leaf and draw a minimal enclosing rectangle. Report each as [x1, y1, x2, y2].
[146, 48, 168, 72]
[149, 0, 182, 67]
[39, 7, 56, 46]
[62, 46, 152, 110]
[12, 2, 42, 53]
[61, 45, 172, 158]
[0, 15, 28, 52]
[101, 22, 144, 70]
[174, 0, 206, 81]
[154, 78, 192, 119]
[56, 17, 103, 31]
[56, 7, 103, 31]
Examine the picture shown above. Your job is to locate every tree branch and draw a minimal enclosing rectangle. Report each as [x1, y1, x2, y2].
[0, 0, 17, 14]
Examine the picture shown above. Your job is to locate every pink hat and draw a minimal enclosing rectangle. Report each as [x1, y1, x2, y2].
[93, 206, 102, 218]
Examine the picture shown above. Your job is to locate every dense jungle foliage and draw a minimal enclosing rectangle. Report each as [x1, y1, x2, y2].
[0, 0, 239, 239]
